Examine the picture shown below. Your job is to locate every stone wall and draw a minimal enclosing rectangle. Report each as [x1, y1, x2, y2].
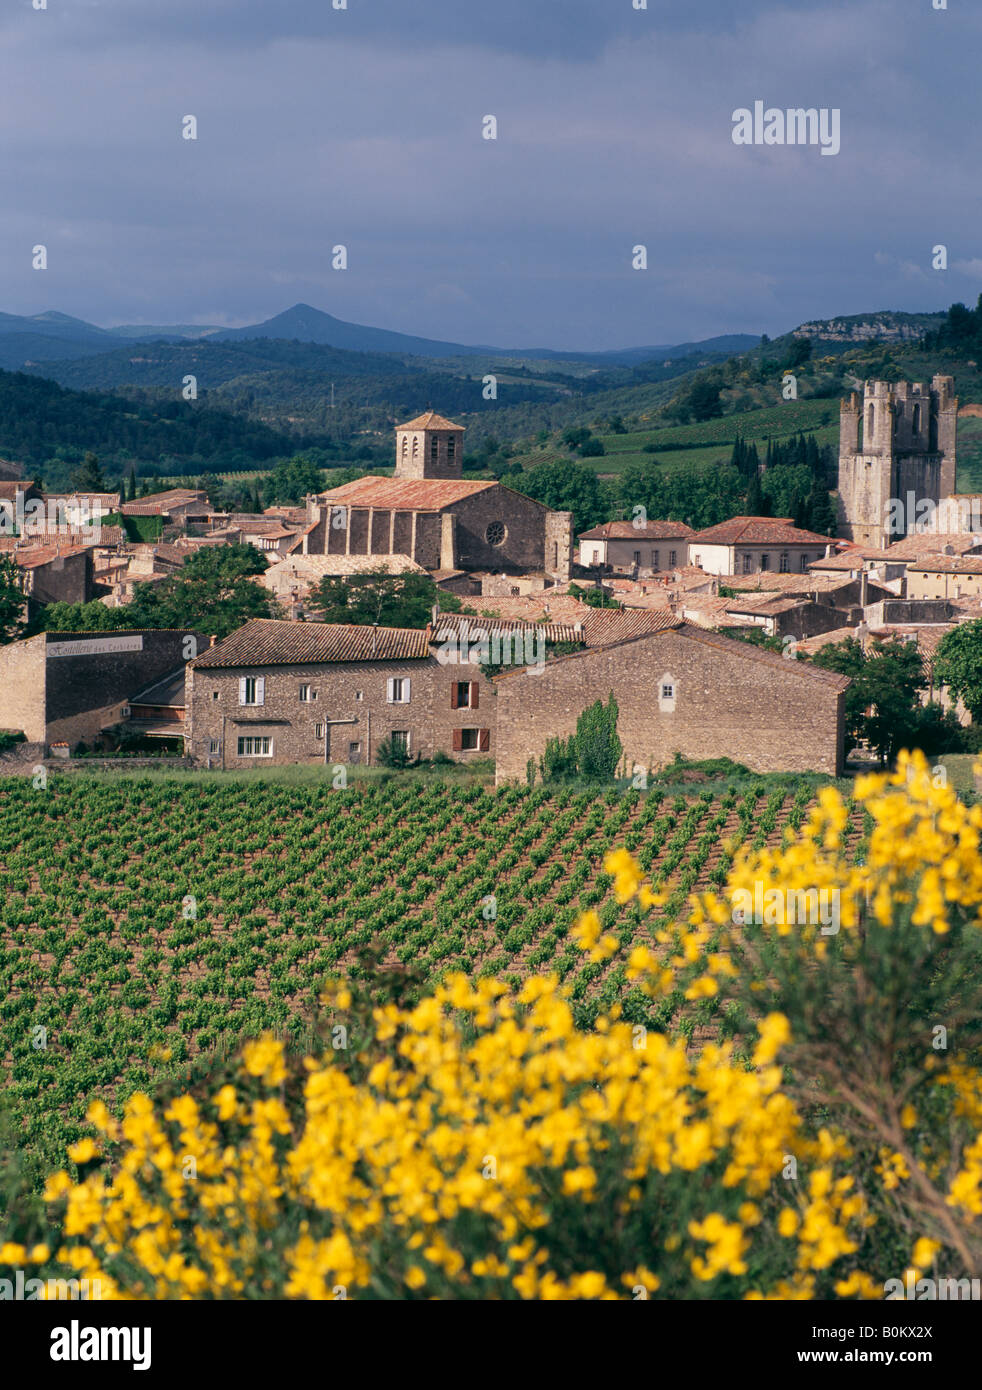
[493, 625, 846, 784]
[0, 633, 47, 741]
[186, 652, 498, 769]
[44, 629, 208, 747]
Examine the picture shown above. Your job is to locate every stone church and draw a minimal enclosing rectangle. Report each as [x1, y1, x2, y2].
[837, 376, 958, 546]
[299, 411, 573, 579]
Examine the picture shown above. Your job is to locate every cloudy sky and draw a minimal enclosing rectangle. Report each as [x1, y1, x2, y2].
[2, 0, 979, 349]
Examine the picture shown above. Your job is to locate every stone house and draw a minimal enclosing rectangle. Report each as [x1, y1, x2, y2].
[300, 411, 574, 581]
[577, 520, 694, 574]
[688, 517, 831, 577]
[905, 555, 982, 601]
[260, 553, 426, 616]
[0, 627, 207, 749]
[15, 544, 93, 609]
[185, 618, 498, 769]
[493, 619, 849, 783]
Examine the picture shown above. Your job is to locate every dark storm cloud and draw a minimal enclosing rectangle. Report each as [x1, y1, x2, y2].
[2, 0, 980, 347]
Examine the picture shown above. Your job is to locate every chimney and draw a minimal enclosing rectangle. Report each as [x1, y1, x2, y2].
[209, 634, 217, 647]
[860, 570, 868, 608]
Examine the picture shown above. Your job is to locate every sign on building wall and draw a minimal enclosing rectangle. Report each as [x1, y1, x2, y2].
[46, 636, 144, 659]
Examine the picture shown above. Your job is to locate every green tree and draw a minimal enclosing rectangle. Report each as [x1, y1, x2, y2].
[0, 555, 26, 644]
[70, 452, 108, 492]
[501, 459, 606, 532]
[311, 568, 462, 629]
[124, 543, 274, 639]
[811, 636, 926, 763]
[37, 600, 119, 634]
[686, 375, 723, 423]
[934, 620, 982, 723]
[574, 693, 622, 780]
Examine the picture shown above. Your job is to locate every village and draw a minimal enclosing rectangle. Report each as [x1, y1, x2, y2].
[1, 381, 979, 783]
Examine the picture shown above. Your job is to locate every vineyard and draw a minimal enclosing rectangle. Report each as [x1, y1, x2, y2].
[0, 772, 862, 1175]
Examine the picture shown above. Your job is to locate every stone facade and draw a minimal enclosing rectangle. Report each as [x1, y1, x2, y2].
[0, 628, 207, 749]
[185, 623, 497, 769]
[301, 409, 573, 581]
[493, 623, 848, 784]
[837, 377, 958, 546]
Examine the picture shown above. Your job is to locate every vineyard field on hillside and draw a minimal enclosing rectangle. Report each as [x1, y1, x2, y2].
[0, 773, 860, 1174]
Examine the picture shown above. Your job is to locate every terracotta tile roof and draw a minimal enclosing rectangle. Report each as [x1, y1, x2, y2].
[431, 612, 584, 645]
[152, 544, 190, 567]
[723, 594, 806, 615]
[689, 516, 831, 546]
[191, 618, 431, 668]
[579, 608, 682, 644]
[885, 533, 982, 562]
[44, 491, 120, 507]
[726, 571, 853, 594]
[907, 555, 982, 574]
[319, 476, 496, 511]
[867, 625, 952, 660]
[458, 593, 592, 626]
[396, 411, 464, 432]
[794, 627, 859, 657]
[808, 551, 888, 571]
[14, 545, 88, 568]
[577, 520, 694, 541]
[0, 482, 42, 506]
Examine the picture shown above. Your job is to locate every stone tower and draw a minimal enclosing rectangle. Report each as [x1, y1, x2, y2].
[836, 375, 957, 546]
[394, 411, 465, 481]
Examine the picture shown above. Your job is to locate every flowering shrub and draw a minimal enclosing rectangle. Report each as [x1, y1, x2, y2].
[13, 751, 982, 1298]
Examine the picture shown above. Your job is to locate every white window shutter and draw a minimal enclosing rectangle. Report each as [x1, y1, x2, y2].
[387, 677, 395, 703]
[238, 677, 247, 705]
[255, 677, 265, 706]
[403, 677, 411, 703]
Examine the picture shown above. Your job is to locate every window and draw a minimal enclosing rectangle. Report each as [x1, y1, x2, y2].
[447, 437, 455, 460]
[349, 741, 362, 763]
[912, 402, 921, 435]
[299, 684, 316, 702]
[412, 438, 419, 460]
[454, 681, 473, 709]
[760, 553, 770, 571]
[453, 728, 490, 752]
[212, 690, 219, 701]
[658, 672, 677, 713]
[208, 738, 221, 755]
[315, 724, 324, 739]
[391, 730, 410, 752]
[239, 676, 264, 706]
[355, 691, 364, 701]
[693, 554, 701, 569]
[237, 736, 271, 757]
[401, 437, 408, 459]
[799, 554, 809, 573]
[633, 550, 641, 566]
[652, 550, 660, 570]
[430, 436, 439, 461]
[387, 677, 411, 704]
[669, 550, 677, 567]
[485, 521, 506, 546]
[779, 551, 789, 573]
[742, 553, 753, 574]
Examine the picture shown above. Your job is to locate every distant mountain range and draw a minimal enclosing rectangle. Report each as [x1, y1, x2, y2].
[0, 302, 762, 371]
